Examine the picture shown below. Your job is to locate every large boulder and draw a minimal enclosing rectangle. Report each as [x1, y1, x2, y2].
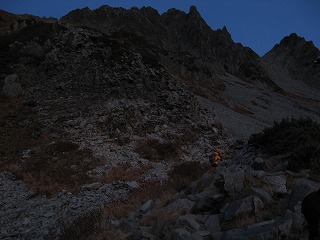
[225, 217, 293, 240]
[222, 170, 246, 197]
[2, 74, 22, 97]
[262, 175, 287, 194]
[223, 196, 264, 221]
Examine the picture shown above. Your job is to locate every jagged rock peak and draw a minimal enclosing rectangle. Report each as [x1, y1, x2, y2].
[189, 5, 201, 17]
[217, 26, 232, 39]
[272, 33, 319, 53]
[272, 33, 319, 56]
[263, 32, 320, 89]
[280, 33, 310, 47]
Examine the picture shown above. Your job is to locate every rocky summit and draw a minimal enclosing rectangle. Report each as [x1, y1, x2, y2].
[0, 5, 320, 240]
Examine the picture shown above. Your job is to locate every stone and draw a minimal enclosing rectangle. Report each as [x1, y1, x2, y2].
[193, 230, 211, 239]
[262, 175, 287, 194]
[285, 210, 305, 232]
[190, 232, 203, 240]
[166, 199, 195, 212]
[222, 171, 245, 197]
[205, 214, 221, 236]
[192, 190, 217, 213]
[254, 157, 264, 164]
[251, 187, 273, 203]
[177, 215, 201, 230]
[253, 197, 264, 213]
[288, 185, 312, 211]
[166, 92, 180, 106]
[126, 181, 139, 189]
[247, 169, 265, 179]
[81, 182, 102, 191]
[2, 74, 22, 97]
[140, 200, 154, 214]
[171, 228, 192, 240]
[225, 216, 293, 240]
[288, 178, 320, 192]
[224, 196, 264, 221]
[140, 230, 156, 240]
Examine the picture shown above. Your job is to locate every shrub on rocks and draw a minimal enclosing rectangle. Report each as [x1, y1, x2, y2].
[249, 117, 320, 172]
[135, 138, 180, 161]
[168, 161, 208, 192]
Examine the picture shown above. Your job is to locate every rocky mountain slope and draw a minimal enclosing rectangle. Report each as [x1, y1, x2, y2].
[0, 5, 320, 240]
[60, 5, 282, 94]
[263, 33, 320, 90]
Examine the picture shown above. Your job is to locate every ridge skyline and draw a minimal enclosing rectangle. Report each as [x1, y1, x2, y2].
[0, 0, 319, 57]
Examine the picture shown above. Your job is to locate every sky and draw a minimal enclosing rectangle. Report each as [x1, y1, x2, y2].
[0, 0, 319, 56]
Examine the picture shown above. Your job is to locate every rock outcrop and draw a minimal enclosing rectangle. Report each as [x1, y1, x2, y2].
[263, 33, 320, 90]
[59, 5, 282, 94]
[2, 74, 22, 97]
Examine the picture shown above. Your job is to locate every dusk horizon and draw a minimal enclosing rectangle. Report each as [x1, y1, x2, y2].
[1, 0, 319, 56]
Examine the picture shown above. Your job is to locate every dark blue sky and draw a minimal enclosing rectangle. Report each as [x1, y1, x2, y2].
[1, 0, 319, 56]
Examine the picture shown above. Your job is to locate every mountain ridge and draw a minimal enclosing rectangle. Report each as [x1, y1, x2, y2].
[263, 33, 320, 90]
[58, 5, 320, 93]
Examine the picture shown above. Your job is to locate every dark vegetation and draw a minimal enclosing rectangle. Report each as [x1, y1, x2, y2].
[0, 96, 102, 196]
[0, 23, 54, 76]
[249, 117, 320, 172]
[134, 131, 199, 162]
[2, 139, 100, 196]
[135, 138, 179, 161]
[168, 161, 208, 192]
[59, 161, 209, 240]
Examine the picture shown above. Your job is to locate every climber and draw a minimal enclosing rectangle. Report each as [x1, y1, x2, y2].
[314, 56, 320, 64]
[209, 148, 221, 167]
[302, 189, 320, 240]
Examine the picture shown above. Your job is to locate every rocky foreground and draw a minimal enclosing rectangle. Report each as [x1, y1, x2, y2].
[1, 140, 318, 239]
[102, 144, 319, 240]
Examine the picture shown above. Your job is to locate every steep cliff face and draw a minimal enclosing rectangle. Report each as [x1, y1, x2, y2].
[60, 5, 279, 94]
[59, 5, 166, 47]
[263, 33, 320, 89]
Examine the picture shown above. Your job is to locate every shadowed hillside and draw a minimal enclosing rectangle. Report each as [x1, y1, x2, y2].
[0, 5, 319, 240]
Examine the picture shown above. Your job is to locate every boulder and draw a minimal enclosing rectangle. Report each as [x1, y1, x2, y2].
[171, 228, 192, 240]
[222, 170, 245, 197]
[224, 196, 264, 221]
[166, 198, 195, 212]
[252, 155, 288, 172]
[192, 189, 224, 213]
[225, 216, 293, 240]
[126, 181, 139, 189]
[177, 214, 201, 230]
[81, 182, 102, 191]
[285, 210, 305, 232]
[288, 185, 313, 211]
[2, 74, 22, 97]
[140, 200, 154, 214]
[250, 187, 273, 203]
[262, 175, 287, 194]
[288, 178, 320, 192]
[205, 214, 221, 236]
